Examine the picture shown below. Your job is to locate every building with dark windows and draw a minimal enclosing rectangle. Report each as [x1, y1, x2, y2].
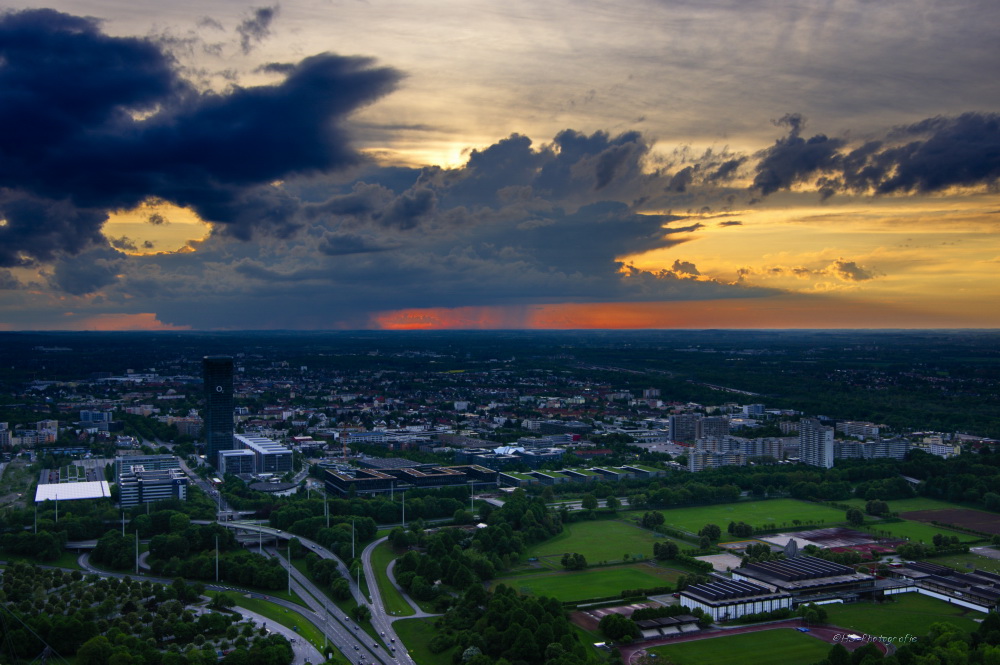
[114, 454, 180, 481]
[202, 355, 234, 468]
[234, 434, 293, 474]
[118, 467, 188, 507]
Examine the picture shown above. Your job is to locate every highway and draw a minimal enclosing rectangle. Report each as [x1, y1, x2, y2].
[215, 521, 413, 665]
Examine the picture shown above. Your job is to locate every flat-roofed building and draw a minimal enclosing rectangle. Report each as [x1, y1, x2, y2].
[218, 449, 256, 475]
[115, 454, 180, 481]
[234, 434, 293, 474]
[732, 555, 874, 598]
[323, 467, 395, 496]
[119, 468, 188, 507]
[680, 577, 792, 621]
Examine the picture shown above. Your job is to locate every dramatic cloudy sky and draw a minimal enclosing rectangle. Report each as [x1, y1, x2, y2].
[1, 1, 999, 330]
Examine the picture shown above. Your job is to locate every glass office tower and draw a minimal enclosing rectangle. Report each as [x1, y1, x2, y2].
[202, 355, 234, 468]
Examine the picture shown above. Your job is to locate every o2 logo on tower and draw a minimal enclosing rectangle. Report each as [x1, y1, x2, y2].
[216, 385, 224, 392]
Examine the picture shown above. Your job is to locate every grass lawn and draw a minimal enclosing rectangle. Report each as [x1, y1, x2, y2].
[631, 499, 846, 535]
[859, 520, 979, 544]
[393, 617, 456, 665]
[824, 593, 980, 636]
[523, 519, 685, 567]
[648, 628, 831, 665]
[371, 541, 415, 617]
[931, 551, 1000, 575]
[493, 563, 682, 603]
[842, 497, 973, 512]
[233, 594, 350, 663]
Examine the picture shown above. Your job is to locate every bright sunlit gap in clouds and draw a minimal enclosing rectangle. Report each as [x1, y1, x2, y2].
[103, 200, 211, 255]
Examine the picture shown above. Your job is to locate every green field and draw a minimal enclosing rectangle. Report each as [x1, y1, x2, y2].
[493, 563, 682, 602]
[824, 593, 980, 636]
[371, 541, 415, 617]
[858, 519, 978, 544]
[930, 551, 1000, 575]
[634, 499, 846, 535]
[393, 617, 456, 665]
[523, 519, 685, 567]
[843, 497, 970, 513]
[233, 594, 350, 663]
[648, 628, 831, 665]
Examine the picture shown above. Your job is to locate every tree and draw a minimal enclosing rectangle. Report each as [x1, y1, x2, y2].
[581, 494, 598, 510]
[560, 552, 587, 570]
[654, 541, 679, 560]
[846, 508, 864, 527]
[606, 496, 621, 511]
[641, 512, 665, 529]
[598, 613, 638, 642]
[698, 524, 721, 541]
[350, 604, 372, 623]
[77, 636, 114, 665]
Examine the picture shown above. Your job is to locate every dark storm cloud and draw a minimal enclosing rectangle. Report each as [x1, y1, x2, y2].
[0, 269, 21, 290]
[48, 247, 126, 295]
[753, 114, 845, 195]
[317, 232, 398, 256]
[147, 213, 169, 225]
[377, 188, 437, 229]
[706, 158, 746, 183]
[753, 112, 1000, 198]
[236, 5, 279, 54]
[668, 166, 695, 192]
[0, 8, 401, 268]
[844, 113, 1000, 195]
[718, 220, 743, 227]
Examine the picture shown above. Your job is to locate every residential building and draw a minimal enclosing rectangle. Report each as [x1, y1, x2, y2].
[800, 418, 834, 468]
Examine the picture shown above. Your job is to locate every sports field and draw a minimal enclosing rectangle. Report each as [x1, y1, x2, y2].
[648, 628, 831, 665]
[859, 519, 978, 544]
[523, 519, 685, 567]
[824, 593, 980, 635]
[842, 497, 968, 513]
[494, 563, 682, 602]
[931, 551, 1000, 575]
[634, 499, 846, 534]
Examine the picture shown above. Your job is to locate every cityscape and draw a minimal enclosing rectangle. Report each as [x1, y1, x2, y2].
[1, 1, 999, 664]
[0, 330, 998, 665]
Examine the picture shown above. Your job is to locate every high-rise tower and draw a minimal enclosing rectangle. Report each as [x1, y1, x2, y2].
[203, 355, 234, 468]
[799, 417, 834, 468]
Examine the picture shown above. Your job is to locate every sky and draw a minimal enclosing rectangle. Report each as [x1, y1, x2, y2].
[1, 1, 999, 331]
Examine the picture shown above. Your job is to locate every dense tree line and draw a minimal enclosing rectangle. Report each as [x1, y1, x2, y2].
[429, 584, 592, 665]
[0, 562, 291, 665]
[394, 527, 500, 607]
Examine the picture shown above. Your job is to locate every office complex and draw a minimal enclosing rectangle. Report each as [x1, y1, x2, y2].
[119, 467, 188, 507]
[800, 418, 835, 468]
[203, 356, 235, 468]
[115, 454, 180, 481]
[234, 434, 293, 474]
[218, 449, 256, 475]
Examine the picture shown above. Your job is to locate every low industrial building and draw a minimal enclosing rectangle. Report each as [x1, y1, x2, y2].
[892, 561, 1000, 611]
[634, 615, 701, 639]
[680, 578, 792, 621]
[731, 556, 875, 601]
[322, 463, 497, 497]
